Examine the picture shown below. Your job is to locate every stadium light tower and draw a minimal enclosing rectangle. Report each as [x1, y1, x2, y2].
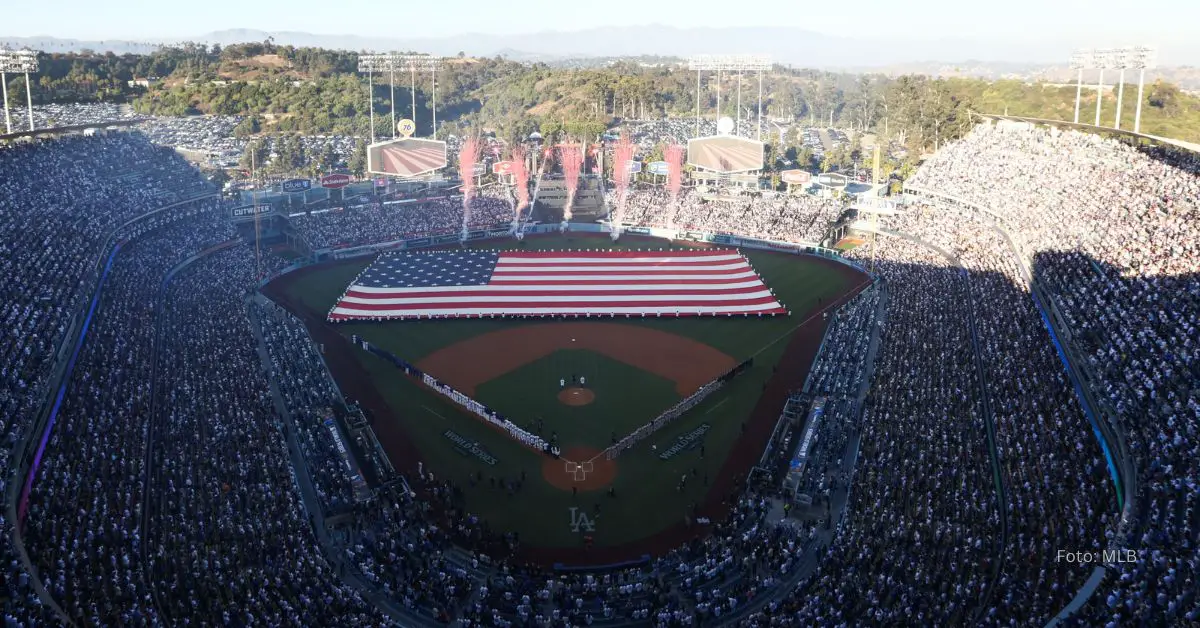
[358, 53, 443, 143]
[0, 49, 39, 134]
[1069, 50, 1093, 125]
[686, 54, 772, 141]
[1127, 46, 1157, 133]
[1068, 46, 1156, 133]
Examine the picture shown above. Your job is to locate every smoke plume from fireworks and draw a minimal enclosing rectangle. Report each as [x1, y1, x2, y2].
[666, 144, 684, 203]
[559, 143, 584, 221]
[509, 147, 530, 230]
[458, 137, 481, 239]
[665, 144, 685, 230]
[611, 135, 636, 233]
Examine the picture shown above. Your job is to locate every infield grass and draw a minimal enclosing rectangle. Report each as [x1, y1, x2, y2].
[278, 234, 857, 550]
[475, 350, 681, 448]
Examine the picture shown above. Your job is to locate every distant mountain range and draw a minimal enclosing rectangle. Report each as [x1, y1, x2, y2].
[3, 25, 1197, 73]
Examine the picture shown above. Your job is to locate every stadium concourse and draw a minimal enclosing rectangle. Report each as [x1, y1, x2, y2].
[0, 118, 1194, 628]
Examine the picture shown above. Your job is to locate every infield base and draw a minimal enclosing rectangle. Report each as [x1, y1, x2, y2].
[543, 446, 617, 492]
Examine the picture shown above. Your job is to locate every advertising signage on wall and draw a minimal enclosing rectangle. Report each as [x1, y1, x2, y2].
[320, 173, 353, 189]
[816, 172, 848, 189]
[780, 170, 812, 185]
[231, 205, 272, 219]
[281, 179, 312, 193]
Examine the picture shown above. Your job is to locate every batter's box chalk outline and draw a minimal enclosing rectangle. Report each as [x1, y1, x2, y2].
[564, 459, 595, 481]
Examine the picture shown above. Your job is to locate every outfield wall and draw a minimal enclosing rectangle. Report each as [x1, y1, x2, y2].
[294, 221, 863, 270]
[259, 222, 869, 295]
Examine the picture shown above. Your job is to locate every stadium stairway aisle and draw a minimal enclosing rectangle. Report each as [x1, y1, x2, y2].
[246, 298, 434, 627]
[881, 229, 1011, 621]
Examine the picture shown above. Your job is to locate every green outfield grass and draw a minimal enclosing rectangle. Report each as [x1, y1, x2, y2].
[280, 235, 855, 549]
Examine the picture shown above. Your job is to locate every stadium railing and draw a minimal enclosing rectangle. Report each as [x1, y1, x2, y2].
[6, 192, 219, 627]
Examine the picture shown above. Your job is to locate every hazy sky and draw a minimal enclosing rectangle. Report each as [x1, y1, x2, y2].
[3, 0, 1194, 45]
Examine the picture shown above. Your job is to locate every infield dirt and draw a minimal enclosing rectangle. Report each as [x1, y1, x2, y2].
[558, 387, 595, 406]
[416, 322, 737, 397]
[261, 234, 872, 565]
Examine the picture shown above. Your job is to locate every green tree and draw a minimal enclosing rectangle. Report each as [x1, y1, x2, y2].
[239, 139, 270, 172]
[347, 139, 367, 177]
[539, 118, 565, 142]
[232, 115, 261, 137]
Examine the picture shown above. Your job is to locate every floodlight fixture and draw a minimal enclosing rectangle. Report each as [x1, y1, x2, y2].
[685, 54, 772, 72]
[1068, 45, 1157, 132]
[0, 49, 38, 73]
[357, 53, 444, 143]
[686, 54, 773, 144]
[0, 49, 39, 134]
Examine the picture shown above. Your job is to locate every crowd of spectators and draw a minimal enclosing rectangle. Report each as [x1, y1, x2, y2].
[616, 188, 844, 244]
[907, 121, 1198, 625]
[145, 244, 386, 625]
[879, 203, 1114, 625]
[3, 119, 1196, 627]
[289, 196, 512, 249]
[748, 238, 1000, 626]
[22, 213, 236, 624]
[1, 132, 394, 626]
[256, 301, 359, 515]
[0, 131, 218, 624]
[805, 287, 880, 400]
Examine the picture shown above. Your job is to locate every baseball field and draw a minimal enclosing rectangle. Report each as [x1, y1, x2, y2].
[265, 233, 868, 565]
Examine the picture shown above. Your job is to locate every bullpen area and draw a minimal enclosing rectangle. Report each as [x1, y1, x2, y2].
[264, 234, 869, 565]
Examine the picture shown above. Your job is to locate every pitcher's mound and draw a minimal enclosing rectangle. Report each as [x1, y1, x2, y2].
[558, 387, 595, 406]
[543, 446, 618, 492]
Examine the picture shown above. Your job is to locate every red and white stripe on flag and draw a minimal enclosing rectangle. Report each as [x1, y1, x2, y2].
[328, 249, 786, 321]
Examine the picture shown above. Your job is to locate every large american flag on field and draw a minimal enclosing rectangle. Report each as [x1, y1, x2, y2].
[327, 249, 787, 321]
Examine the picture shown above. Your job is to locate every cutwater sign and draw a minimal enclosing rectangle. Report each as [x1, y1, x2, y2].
[231, 205, 272, 219]
[658, 423, 711, 460]
[281, 179, 312, 193]
[443, 429, 498, 465]
[647, 161, 670, 176]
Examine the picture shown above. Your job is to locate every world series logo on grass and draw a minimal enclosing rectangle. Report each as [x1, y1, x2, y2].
[658, 423, 711, 460]
[442, 429, 498, 466]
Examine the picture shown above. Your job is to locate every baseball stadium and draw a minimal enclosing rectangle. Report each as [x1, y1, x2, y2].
[264, 232, 869, 563]
[2, 25, 1194, 628]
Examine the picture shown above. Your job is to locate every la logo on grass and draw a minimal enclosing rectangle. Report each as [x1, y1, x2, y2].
[569, 507, 597, 532]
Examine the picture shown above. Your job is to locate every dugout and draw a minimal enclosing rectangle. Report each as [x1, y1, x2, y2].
[781, 396, 825, 501]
